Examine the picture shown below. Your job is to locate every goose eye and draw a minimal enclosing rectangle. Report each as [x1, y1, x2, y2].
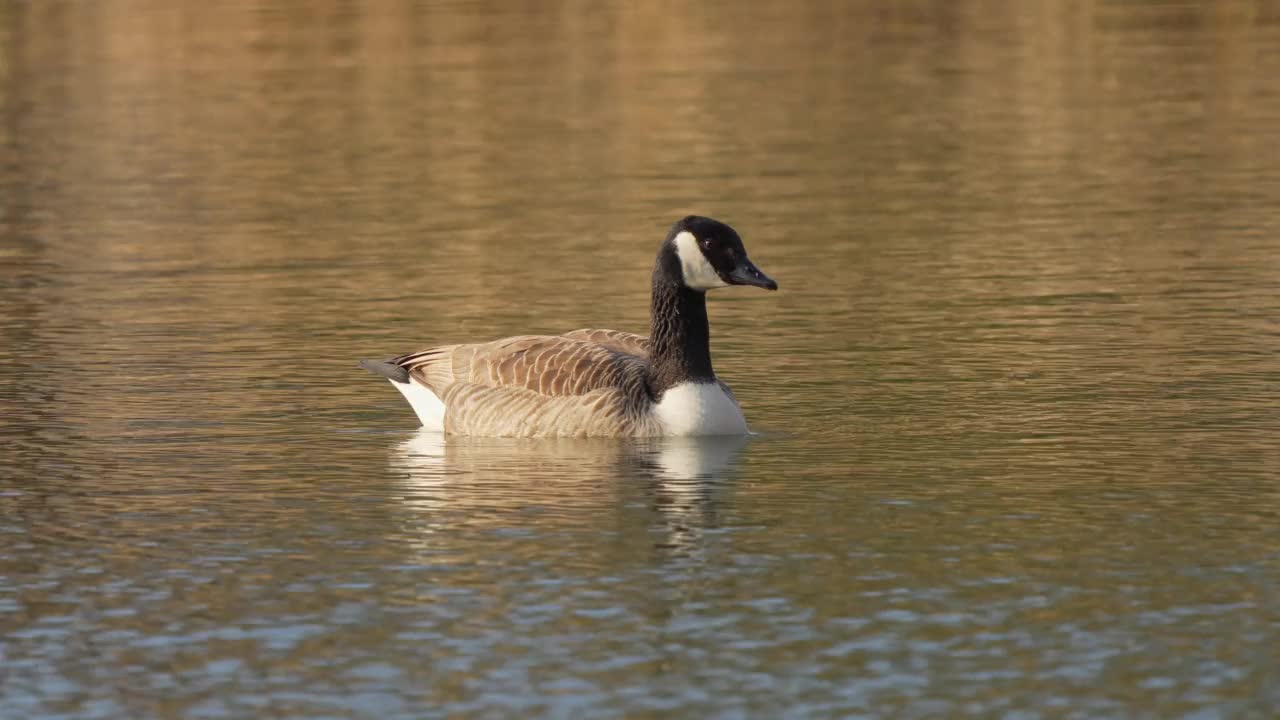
[700, 237, 713, 250]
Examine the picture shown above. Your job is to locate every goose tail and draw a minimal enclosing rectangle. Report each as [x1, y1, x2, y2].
[359, 358, 410, 384]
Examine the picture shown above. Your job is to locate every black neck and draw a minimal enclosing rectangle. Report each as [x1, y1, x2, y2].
[648, 270, 715, 398]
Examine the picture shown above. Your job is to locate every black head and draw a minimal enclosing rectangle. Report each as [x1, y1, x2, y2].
[661, 215, 778, 292]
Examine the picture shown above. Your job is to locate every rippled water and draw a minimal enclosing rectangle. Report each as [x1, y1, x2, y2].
[3, 1, 1280, 717]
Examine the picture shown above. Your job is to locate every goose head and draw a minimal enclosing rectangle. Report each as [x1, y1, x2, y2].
[660, 215, 778, 292]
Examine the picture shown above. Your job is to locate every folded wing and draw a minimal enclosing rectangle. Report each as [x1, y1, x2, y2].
[390, 331, 659, 437]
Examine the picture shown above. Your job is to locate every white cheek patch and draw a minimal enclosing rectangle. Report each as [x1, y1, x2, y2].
[673, 231, 729, 290]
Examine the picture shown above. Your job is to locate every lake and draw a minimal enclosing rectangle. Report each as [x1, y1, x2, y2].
[2, 1, 1280, 717]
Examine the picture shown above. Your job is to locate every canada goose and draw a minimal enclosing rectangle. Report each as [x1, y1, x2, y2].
[361, 215, 777, 437]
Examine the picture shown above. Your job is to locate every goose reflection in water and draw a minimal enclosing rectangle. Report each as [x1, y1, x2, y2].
[390, 432, 750, 555]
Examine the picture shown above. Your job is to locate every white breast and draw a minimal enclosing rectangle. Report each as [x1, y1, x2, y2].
[652, 382, 748, 436]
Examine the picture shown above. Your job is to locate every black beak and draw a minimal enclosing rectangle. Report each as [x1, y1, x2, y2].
[726, 258, 778, 291]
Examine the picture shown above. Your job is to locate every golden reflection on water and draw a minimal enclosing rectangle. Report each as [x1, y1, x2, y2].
[391, 432, 749, 555]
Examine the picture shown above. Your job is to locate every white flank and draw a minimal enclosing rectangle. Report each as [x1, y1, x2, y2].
[673, 231, 728, 291]
[390, 379, 446, 431]
[653, 381, 748, 436]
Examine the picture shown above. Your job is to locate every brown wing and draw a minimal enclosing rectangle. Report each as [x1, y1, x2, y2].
[377, 323, 756, 437]
[560, 328, 650, 357]
[386, 330, 663, 436]
[437, 384, 657, 437]
[393, 333, 649, 398]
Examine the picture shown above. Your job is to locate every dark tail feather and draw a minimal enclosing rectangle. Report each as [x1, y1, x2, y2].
[359, 359, 410, 384]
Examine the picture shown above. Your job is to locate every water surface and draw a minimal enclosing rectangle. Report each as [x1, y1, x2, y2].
[3, 1, 1280, 717]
